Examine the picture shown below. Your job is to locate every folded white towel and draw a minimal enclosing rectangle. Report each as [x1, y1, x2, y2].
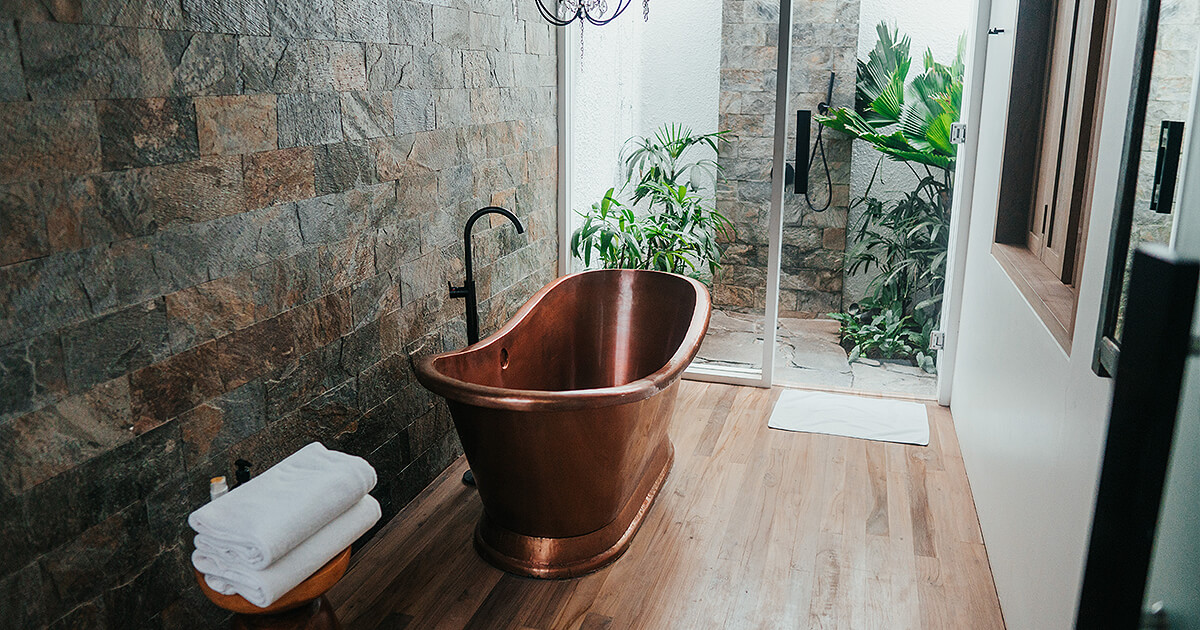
[188, 442, 376, 569]
[194, 495, 381, 608]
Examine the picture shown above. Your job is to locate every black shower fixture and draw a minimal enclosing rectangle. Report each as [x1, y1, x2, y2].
[790, 72, 836, 212]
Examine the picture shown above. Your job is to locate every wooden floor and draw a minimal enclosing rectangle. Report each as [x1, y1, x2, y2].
[327, 382, 1005, 629]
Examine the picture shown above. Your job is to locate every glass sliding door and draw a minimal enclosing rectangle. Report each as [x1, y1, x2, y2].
[685, 0, 794, 387]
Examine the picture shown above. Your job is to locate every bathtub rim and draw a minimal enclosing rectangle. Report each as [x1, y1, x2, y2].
[414, 269, 712, 412]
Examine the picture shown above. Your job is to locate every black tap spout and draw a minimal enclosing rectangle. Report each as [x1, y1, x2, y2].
[449, 206, 525, 346]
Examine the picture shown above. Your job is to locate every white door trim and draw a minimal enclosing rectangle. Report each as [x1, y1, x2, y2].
[937, 0, 993, 406]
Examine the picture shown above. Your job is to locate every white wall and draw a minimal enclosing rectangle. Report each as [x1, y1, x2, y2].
[949, 0, 1141, 627]
[845, 0, 974, 302]
[566, 0, 722, 271]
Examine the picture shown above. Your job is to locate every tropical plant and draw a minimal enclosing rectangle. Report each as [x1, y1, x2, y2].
[817, 22, 963, 372]
[570, 124, 734, 280]
[829, 305, 935, 372]
[817, 22, 965, 176]
[848, 166, 950, 328]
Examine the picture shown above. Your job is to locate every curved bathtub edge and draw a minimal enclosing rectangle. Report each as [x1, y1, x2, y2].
[472, 438, 675, 579]
[414, 270, 712, 412]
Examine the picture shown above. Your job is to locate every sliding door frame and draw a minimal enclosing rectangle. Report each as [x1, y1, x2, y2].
[555, 0, 794, 389]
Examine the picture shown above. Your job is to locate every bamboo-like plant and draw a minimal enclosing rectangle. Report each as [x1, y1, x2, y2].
[570, 124, 734, 280]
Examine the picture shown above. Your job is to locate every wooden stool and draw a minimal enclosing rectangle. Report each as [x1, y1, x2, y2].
[194, 548, 350, 630]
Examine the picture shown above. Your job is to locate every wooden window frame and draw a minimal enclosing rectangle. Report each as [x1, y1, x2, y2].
[992, 0, 1117, 352]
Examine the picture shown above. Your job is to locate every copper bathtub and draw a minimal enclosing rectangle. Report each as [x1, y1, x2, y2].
[414, 269, 711, 578]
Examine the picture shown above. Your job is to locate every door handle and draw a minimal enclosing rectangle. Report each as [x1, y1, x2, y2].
[1151, 120, 1185, 214]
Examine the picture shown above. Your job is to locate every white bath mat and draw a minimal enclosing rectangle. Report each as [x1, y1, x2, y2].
[768, 389, 930, 445]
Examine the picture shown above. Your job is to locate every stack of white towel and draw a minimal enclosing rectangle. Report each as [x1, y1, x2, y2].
[189, 442, 382, 608]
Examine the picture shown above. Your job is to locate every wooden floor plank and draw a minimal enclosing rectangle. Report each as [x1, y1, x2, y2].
[329, 381, 1005, 629]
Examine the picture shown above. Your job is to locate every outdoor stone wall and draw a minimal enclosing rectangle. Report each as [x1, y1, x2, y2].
[714, 0, 857, 318]
[0, 0, 557, 627]
[1132, 0, 1200, 246]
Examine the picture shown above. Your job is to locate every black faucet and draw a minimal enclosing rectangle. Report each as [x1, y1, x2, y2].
[449, 206, 525, 346]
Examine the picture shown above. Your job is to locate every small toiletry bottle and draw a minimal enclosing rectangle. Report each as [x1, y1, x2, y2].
[210, 476, 229, 501]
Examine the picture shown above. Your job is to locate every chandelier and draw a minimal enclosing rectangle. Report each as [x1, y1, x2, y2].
[533, 0, 649, 27]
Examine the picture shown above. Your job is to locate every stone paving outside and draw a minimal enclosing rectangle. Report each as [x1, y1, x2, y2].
[694, 309, 939, 399]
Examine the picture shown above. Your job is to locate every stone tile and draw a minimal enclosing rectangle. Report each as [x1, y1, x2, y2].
[214, 308, 300, 391]
[388, 0, 431, 46]
[49, 598, 107, 630]
[21, 419, 181, 565]
[238, 36, 309, 94]
[291, 378, 360, 436]
[0, 555, 45, 630]
[0, 252, 93, 347]
[249, 247, 324, 314]
[264, 342, 349, 421]
[365, 43, 411, 91]
[291, 288, 352, 354]
[38, 503, 159, 621]
[19, 22, 141, 100]
[350, 271, 401, 328]
[269, 0, 335, 39]
[409, 127, 462, 170]
[435, 88, 471, 129]
[409, 44, 462, 88]
[341, 91, 394, 140]
[101, 545, 196, 630]
[82, 0, 183, 28]
[393, 165, 437, 216]
[336, 0, 388, 43]
[432, 5, 468, 48]
[0, 20, 23, 101]
[61, 172, 158, 247]
[0, 333, 66, 422]
[318, 233, 375, 291]
[307, 39, 367, 92]
[525, 20, 552, 55]
[92, 156, 246, 230]
[314, 140, 377, 195]
[0, 377, 132, 497]
[195, 94, 277, 155]
[129, 341, 224, 430]
[182, 0, 269, 34]
[0, 101, 100, 186]
[277, 92, 343, 148]
[97, 98, 199, 171]
[0, 182, 51, 266]
[138, 29, 239, 97]
[202, 202, 304, 279]
[242, 146, 316, 209]
[178, 380, 265, 467]
[0, 0, 81, 22]
[296, 192, 349, 245]
[340, 317, 382, 373]
[355, 350, 410, 411]
[164, 271, 261, 351]
[371, 133, 416, 181]
[345, 180, 395, 232]
[61, 299, 171, 392]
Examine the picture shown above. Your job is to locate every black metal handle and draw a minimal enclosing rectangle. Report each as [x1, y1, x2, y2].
[448, 282, 468, 299]
[1151, 120, 1185, 214]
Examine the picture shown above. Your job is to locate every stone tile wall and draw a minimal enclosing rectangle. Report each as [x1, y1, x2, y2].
[0, 0, 558, 627]
[1132, 0, 1200, 246]
[714, 0, 857, 317]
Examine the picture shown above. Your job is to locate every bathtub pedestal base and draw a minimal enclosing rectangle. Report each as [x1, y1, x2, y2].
[473, 440, 674, 579]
